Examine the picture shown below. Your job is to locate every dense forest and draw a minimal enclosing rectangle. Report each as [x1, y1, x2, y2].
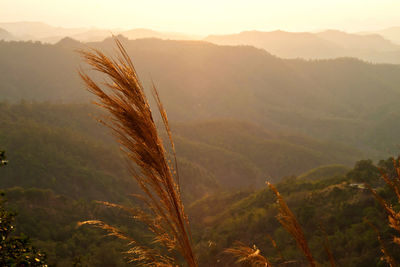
[1, 35, 400, 266]
[2, 38, 400, 158]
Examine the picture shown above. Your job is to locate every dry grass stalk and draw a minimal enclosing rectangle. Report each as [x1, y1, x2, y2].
[367, 158, 400, 245]
[78, 37, 197, 266]
[266, 182, 317, 267]
[318, 224, 335, 267]
[78, 220, 131, 241]
[365, 220, 397, 267]
[266, 234, 284, 262]
[225, 241, 273, 267]
[78, 220, 174, 266]
[367, 183, 400, 241]
[366, 157, 400, 266]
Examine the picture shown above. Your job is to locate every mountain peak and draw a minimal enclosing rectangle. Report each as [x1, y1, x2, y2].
[55, 37, 81, 48]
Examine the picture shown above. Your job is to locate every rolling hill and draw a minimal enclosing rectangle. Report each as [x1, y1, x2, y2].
[0, 21, 198, 43]
[204, 30, 400, 63]
[361, 26, 400, 45]
[0, 103, 360, 192]
[1, 38, 400, 157]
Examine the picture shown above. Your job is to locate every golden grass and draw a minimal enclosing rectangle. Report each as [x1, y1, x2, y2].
[367, 157, 400, 266]
[78, 37, 197, 266]
[226, 182, 326, 267]
[225, 241, 273, 267]
[266, 234, 284, 262]
[365, 220, 396, 267]
[267, 182, 317, 267]
[319, 224, 335, 267]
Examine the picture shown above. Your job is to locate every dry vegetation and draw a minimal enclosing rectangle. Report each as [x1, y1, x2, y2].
[78, 38, 197, 266]
[267, 182, 317, 267]
[367, 157, 400, 267]
[225, 242, 272, 267]
[226, 159, 400, 267]
[225, 182, 322, 267]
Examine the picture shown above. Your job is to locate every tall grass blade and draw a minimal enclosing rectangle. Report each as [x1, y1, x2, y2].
[78, 37, 197, 266]
[267, 182, 317, 267]
[225, 241, 273, 267]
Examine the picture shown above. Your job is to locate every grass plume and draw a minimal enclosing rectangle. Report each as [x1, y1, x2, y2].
[78, 37, 197, 266]
[367, 157, 400, 266]
[365, 220, 396, 267]
[266, 234, 284, 262]
[226, 182, 319, 266]
[318, 223, 335, 267]
[225, 241, 273, 267]
[267, 182, 317, 267]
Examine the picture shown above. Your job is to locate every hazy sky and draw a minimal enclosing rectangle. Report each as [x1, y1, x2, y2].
[2, 0, 400, 35]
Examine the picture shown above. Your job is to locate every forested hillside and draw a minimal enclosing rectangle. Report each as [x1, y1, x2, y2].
[1, 105, 397, 266]
[0, 103, 359, 192]
[0, 102, 366, 265]
[1, 38, 400, 158]
[189, 158, 399, 266]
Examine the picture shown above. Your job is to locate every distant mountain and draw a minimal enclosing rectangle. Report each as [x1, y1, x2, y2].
[204, 30, 400, 63]
[120, 28, 197, 40]
[0, 21, 85, 41]
[205, 30, 341, 58]
[360, 27, 400, 45]
[54, 37, 83, 49]
[0, 27, 15, 41]
[316, 30, 398, 51]
[0, 21, 198, 43]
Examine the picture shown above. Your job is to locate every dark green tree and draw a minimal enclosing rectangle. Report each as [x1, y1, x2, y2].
[0, 193, 47, 266]
[0, 150, 47, 266]
[346, 159, 381, 185]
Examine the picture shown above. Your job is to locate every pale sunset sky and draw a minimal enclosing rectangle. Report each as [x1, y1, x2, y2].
[1, 0, 400, 35]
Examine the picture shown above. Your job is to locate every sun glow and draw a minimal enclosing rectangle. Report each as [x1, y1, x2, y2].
[2, 0, 400, 35]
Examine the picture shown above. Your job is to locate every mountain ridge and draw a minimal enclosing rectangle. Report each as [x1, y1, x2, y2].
[204, 29, 400, 63]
